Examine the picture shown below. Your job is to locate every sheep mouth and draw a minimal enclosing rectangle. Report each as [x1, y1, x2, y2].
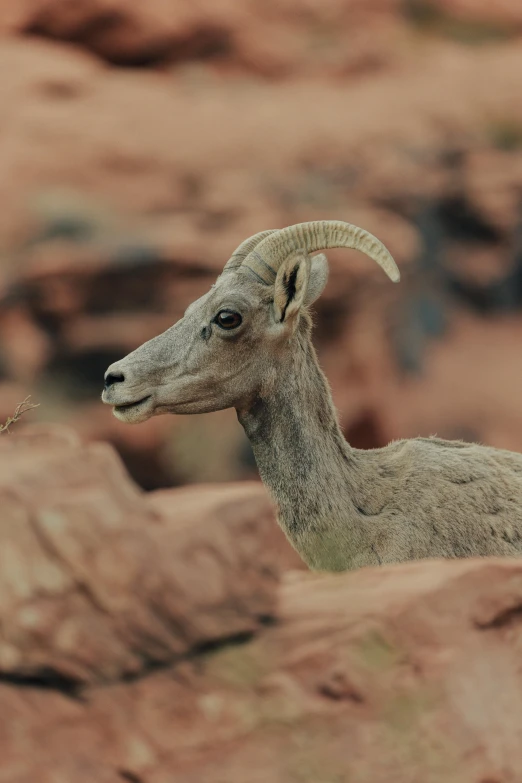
[112, 395, 154, 422]
[114, 395, 151, 412]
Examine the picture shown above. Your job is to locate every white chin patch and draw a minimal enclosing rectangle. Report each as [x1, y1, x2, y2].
[112, 397, 153, 424]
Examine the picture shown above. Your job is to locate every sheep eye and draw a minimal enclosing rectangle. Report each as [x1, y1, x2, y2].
[215, 310, 242, 330]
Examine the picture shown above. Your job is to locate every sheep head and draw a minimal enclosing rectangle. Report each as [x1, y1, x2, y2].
[101, 220, 399, 423]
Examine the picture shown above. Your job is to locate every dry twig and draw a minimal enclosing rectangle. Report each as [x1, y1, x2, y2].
[0, 396, 39, 434]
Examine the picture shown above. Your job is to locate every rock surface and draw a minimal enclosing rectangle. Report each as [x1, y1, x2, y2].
[1, 28, 522, 485]
[2, 429, 522, 781]
[3, 0, 521, 73]
[1, 3, 522, 487]
[1, 4, 522, 779]
[0, 0, 406, 73]
[0, 426, 303, 685]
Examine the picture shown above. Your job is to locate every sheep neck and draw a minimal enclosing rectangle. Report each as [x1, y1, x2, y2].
[237, 324, 373, 570]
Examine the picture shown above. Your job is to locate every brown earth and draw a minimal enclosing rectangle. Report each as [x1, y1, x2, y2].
[2, 427, 522, 782]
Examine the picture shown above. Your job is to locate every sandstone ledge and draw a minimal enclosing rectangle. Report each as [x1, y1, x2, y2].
[1, 428, 522, 781]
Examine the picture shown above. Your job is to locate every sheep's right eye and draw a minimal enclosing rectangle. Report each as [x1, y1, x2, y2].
[215, 311, 242, 330]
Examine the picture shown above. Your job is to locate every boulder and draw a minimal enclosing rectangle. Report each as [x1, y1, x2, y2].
[0, 426, 302, 685]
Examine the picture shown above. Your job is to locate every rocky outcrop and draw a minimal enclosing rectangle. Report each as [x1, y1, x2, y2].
[1, 428, 522, 782]
[0, 0, 405, 73]
[0, 426, 303, 686]
[3, 0, 521, 73]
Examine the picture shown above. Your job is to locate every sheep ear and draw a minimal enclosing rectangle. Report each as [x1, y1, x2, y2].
[304, 253, 329, 306]
[273, 250, 311, 323]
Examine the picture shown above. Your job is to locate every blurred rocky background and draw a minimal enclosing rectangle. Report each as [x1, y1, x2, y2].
[2, 0, 522, 489]
[2, 2, 522, 780]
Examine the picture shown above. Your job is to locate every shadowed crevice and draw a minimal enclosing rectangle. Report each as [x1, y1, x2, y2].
[476, 604, 522, 630]
[118, 771, 144, 783]
[0, 668, 85, 702]
[0, 626, 267, 702]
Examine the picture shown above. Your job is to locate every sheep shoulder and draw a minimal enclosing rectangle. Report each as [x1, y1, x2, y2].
[355, 436, 522, 563]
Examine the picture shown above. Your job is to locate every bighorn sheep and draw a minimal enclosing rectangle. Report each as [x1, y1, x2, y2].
[102, 220, 522, 571]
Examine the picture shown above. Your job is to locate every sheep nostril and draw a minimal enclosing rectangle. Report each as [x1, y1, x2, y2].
[104, 371, 125, 390]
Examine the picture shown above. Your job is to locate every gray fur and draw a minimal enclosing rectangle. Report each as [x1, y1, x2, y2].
[102, 245, 522, 572]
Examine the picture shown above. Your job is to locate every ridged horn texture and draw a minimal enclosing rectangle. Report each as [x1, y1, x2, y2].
[241, 220, 400, 284]
[222, 230, 278, 273]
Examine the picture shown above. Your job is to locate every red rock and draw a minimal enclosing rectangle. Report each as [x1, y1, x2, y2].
[428, 0, 522, 28]
[2, 428, 522, 781]
[0, 426, 301, 684]
[0, 0, 403, 73]
[1, 1, 522, 494]
[0, 34, 521, 472]
[0, 2, 522, 776]
[1, 506, 522, 781]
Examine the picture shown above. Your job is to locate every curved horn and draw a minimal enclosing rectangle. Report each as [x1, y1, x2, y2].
[222, 230, 278, 273]
[241, 220, 400, 284]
